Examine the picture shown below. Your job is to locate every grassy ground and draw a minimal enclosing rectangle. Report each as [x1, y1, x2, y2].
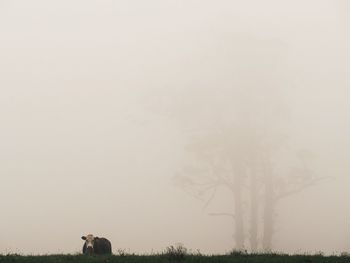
[0, 254, 349, 263]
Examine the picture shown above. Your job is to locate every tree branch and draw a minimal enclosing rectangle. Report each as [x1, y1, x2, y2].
[202, 186, 217, 210]
[208, 212, 235, 219]
[276, 177, 330, 200]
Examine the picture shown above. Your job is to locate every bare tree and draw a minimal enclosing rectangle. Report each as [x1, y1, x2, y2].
[148, 35, 325, 251]
[174, 127, 323, 251]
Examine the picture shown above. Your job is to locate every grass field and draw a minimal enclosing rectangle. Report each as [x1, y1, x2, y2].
[0, 253, 349, 263]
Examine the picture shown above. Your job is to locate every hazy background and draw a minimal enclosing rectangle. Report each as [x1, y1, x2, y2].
[0, 0, 349, 255]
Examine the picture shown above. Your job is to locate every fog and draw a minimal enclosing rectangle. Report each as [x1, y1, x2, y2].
[0, 0, 349, 255]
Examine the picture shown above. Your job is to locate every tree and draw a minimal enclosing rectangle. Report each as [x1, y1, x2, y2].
[148, 35, 325, 251]
[173, 121, 322, 251]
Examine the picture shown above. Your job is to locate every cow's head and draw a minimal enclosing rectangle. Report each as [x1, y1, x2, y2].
[81, 234, 99, 255]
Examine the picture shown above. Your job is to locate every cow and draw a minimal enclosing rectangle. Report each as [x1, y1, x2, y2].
[81, 234, 112, 255]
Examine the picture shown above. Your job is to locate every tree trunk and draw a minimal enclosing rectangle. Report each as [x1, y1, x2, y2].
[262, 190, 274, 251]
[249, 167, 259, 251]
[232, 167, 245, 250]
[262, 155, 275, 251]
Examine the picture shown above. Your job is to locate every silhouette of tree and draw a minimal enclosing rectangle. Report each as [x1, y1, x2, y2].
[149, 35, 326, 251]
[173, 122, 323, 251]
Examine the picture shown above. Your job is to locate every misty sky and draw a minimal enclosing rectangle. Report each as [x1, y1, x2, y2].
[0, 0, 350, 255]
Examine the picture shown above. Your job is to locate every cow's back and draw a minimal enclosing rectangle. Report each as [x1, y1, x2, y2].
[94, 238, 112, 254]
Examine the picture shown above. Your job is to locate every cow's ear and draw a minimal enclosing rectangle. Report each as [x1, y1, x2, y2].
[81, 236, 87, 240]
[94, 237, 99, 239]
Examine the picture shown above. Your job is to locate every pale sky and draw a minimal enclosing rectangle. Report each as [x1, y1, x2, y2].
[0, 0, 349, 255]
